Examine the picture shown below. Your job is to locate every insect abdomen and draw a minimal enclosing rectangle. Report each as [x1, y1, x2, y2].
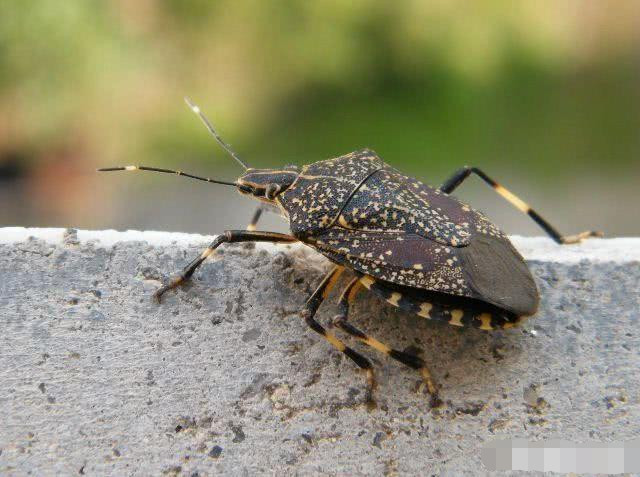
[358, 274, 526, 330]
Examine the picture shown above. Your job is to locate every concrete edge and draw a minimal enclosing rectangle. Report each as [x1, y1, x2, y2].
[1, 226, 638, 263]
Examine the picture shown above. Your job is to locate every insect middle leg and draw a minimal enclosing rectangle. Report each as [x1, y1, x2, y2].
[246, 206, 264, 231]
[331, 277, 440, 404]
[439, 166, 603, 244]
[301, 266, 377, 402]
[154, 230, 297, 301]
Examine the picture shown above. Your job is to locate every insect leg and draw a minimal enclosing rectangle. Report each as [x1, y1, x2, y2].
[331, 277, 439, 403]
[439, 167, 603, 244]
[247, 206, 263, 231]
[154, 230, 297, 302]
[301, 266, 377, 402]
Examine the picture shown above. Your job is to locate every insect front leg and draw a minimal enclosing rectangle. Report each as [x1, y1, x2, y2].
[154, 230, 297, 302]
[439, 167, 603, 244]
[301, 266, 377, 403]
[331, 276, 440, 406]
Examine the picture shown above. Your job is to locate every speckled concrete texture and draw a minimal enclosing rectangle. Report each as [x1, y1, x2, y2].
[0, 229, 638, 475]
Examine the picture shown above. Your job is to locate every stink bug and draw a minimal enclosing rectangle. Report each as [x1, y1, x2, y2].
[99, 98, 602, 403]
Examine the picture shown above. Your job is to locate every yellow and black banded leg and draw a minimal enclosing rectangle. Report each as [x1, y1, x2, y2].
[331, 277, 440, 405]
[439, 167, 603, 244]
[154, 230, 297, 302]
[247, 206, 264, 231]
[301, 266, 377, 403]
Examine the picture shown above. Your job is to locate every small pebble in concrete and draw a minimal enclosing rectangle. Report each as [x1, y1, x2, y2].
[208, 446, 223, 459]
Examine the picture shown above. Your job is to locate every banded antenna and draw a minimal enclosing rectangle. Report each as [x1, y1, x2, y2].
[184, 97, 249, 170]
[97, 165, 237, 187]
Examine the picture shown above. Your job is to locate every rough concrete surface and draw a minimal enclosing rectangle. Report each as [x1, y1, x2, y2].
[0, 228, 638, 476]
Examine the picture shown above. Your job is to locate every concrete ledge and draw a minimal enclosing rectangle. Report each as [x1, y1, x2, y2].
[1, 228, 638, 475]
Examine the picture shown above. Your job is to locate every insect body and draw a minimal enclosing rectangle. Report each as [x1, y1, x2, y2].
[100, 99, 602, 404]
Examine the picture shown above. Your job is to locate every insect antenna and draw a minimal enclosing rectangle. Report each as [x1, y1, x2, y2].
[184, 97, 249, 170]
[97, 165, 237, 187]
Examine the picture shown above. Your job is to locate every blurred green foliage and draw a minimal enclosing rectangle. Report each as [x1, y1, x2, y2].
[0, 1, 638, 230]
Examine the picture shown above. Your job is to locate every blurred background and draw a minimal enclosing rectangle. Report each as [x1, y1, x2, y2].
[0, 1, 638, 236]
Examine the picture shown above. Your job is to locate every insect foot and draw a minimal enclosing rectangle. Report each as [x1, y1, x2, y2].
[331, 314, 441, 408]
[299, 307, 377, 406]
[560, 230, 604, 244]
[153, 271, 198, 303]
[153, 273, 190, 303]
[152, 237, 228, 303]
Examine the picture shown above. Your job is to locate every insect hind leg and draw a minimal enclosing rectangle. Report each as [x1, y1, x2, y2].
[331, 277, 440, 405]
[301, 267, 377, 404]
[439, 166, 603, 244]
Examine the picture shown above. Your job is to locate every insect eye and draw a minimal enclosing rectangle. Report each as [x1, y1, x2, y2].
[265, 183, 280, 200]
